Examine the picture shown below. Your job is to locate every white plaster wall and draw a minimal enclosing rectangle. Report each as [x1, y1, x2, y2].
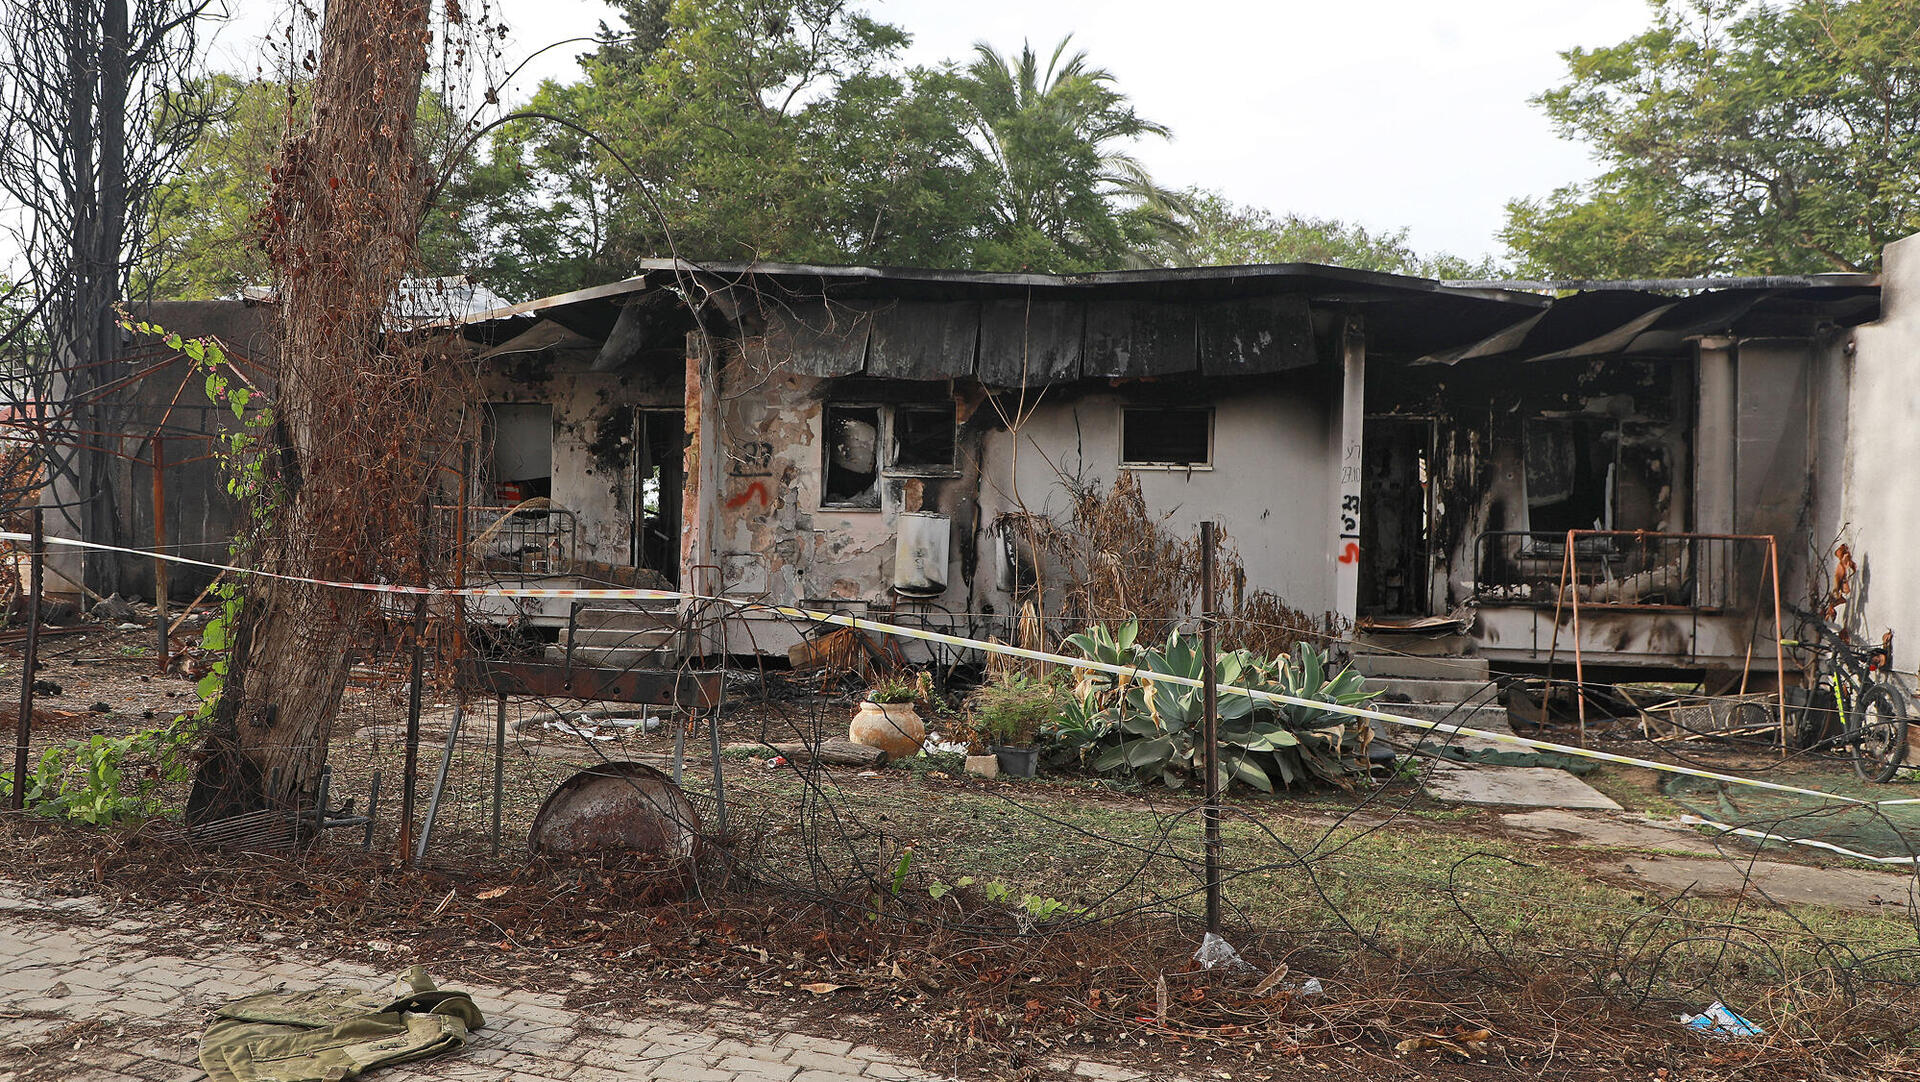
[976, 385, 1337, 621]
[1838, 233, 1920, 669]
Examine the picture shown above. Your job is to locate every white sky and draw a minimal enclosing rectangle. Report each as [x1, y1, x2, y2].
[208, 0, 1654, 264]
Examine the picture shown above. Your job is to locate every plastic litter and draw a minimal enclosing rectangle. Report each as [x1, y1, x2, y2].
[543, 719, 618, 741]
[1680, 1001, 1762, 1038]
[1192, 932, 1258, 973]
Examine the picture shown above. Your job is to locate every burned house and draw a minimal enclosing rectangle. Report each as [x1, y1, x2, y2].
[56, 246, 1918, 693]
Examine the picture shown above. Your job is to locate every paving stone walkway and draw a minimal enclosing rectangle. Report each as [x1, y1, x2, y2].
[0, 886, 1143, 1082]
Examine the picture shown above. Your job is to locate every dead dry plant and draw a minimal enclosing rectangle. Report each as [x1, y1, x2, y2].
[1001, 472, 1334, 655]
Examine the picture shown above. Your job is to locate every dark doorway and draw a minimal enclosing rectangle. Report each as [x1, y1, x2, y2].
[1359, 417, 1436, 618]
[633, 409, 686, 584]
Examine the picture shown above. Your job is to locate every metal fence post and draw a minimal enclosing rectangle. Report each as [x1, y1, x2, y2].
[10, 508, 42, 811]
[1200, 520, 1222, 934]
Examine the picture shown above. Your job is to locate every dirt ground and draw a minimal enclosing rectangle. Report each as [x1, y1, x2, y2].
[5, 624, 1920, 1080]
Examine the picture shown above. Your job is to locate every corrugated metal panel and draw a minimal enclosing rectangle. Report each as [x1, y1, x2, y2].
[1198, 294, 1316, 376]
[867, 301, 979, 380]
[977, 299, 1083, 386]
[753, 298, 873, 377]
[1082, 302, 1196, 378]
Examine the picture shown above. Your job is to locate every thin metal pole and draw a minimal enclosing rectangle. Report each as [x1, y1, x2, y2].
[706, 706, 728, 833]
[670, 711, 687, 785]
[1568, 530, 1587, 747]
[490, 694, 506, 857]
[399, 592, 426, 864]
[151, 435, 168, 674]
[454, 440, 470, 662]
[363, 770, 382, 851]
[1200, 520, 1221, 935]
[10, 509, 42, 811]
[416, 700, 463, 863]
[1544, 534, 1574, 718]
[1768, 538, 1788, 750]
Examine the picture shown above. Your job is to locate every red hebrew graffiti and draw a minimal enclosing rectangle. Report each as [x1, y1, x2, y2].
[726, 481, 770, 509]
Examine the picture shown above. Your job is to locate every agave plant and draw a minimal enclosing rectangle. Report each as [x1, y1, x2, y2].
[1055, 626, 1377, 792]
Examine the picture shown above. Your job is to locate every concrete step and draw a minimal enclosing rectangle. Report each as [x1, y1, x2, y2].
[543, 644, 680, 670]
[1352, 651, 1490, 682]
[1367, 675, 1502, 704]
[1368, 698, 1516, 756]
[562, 626, 677, 651]
[1374, 699, 1510, 725]
[575, 604, 678, 632]
[1351, 632, 1474, 657]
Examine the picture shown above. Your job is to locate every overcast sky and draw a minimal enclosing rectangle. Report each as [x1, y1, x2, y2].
[211, 0, 1656, 264]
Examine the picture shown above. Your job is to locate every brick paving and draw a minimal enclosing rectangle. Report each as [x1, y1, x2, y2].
[0, 886, 1151, 1082]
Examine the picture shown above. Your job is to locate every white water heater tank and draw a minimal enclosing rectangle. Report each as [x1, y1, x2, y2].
[893, 511, 950, 597]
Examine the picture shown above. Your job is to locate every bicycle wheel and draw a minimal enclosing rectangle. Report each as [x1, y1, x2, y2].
[1849, 684, 1910, 782]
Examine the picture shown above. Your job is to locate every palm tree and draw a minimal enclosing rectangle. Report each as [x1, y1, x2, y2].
[953, 37, 1191, 270]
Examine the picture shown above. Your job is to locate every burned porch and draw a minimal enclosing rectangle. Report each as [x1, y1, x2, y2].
[1359, 279, 1880, 678]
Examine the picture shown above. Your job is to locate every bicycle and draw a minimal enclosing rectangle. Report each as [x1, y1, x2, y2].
[1782, 608, 1910, 782]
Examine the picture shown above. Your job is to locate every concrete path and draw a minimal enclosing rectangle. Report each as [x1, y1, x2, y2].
[1400, 711, 1626, 811]
[1498, 808, 1920, 913]
[0, 887, 1139, 1082]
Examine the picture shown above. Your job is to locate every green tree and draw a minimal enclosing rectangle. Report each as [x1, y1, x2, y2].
[1177, 189, 1500, 279]
[141, 75, 287, 298]
[952, 37, 1188, 271]
[490, 0, 989, 285]
[142, 76, 524, 300]
[1503, 0, 1920, 278]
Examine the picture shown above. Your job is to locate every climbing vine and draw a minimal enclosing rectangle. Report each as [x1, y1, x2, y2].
[0, 320, 281, 824]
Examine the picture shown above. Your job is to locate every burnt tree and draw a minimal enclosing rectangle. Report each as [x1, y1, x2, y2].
[0, 1, 212, 593]
[188, 0, 451, 821]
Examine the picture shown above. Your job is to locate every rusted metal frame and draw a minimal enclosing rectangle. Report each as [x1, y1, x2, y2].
[1543, 533, 1575, 739]
[1200, 520, 1222, 935]
[454, 657, 721, 709]
[9, 509, 42, 811]
[151, 433, 168, 673]
[1568, 532, 1587, 746]
[1558, 529, 1792, 749]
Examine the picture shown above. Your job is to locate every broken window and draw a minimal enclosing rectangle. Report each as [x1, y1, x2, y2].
[1524, 416, 1615, 535]
[823, 405, 881, 508]
[892, 405, 956, 470]
[1120, 407, 1212, 468]
[487, 403, 552, 502]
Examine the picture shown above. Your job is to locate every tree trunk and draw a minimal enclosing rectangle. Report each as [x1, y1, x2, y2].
[188, 0, 436, 821]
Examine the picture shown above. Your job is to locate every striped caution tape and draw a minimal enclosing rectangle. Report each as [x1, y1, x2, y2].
[11, 531, 1920, 821]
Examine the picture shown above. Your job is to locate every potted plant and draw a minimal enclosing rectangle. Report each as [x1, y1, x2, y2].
[970, 672, 1060, 779]
[848, 675, 926, 760]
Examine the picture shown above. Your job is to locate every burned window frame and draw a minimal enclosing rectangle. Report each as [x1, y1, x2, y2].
[821, 404, 884, 509]
[888, 403, 958, 474]
[1119, 406, 1215, 469]
[484, 401, 555, 503]
[818, 399, 960, 510]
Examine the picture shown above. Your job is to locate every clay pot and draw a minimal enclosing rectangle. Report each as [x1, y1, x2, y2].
[849, 701, 925, 760]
